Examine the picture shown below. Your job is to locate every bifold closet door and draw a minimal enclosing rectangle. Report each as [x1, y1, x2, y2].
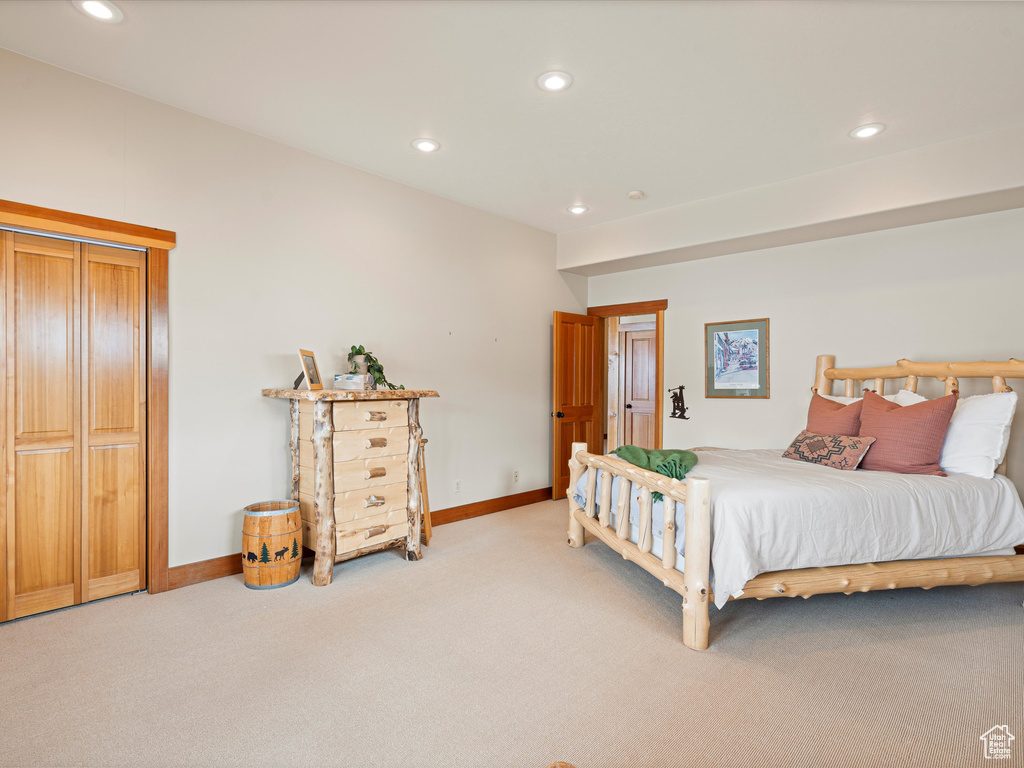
[0, 233, 146, 621]
[2, 232, 81, 618]
[82, 243, 146, 602]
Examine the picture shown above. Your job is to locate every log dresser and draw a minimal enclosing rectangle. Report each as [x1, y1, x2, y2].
[262, 388, 439, 585]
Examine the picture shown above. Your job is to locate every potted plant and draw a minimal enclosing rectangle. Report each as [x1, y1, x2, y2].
[347, 345, 405, 390]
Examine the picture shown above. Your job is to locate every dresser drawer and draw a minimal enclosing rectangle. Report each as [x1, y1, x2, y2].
[300, 512, 409, 556]
[333, 400, 408, 431]
[334, 455, 407, 492]
[332, 425, 409, 462]
[333, 481, 408, 524]
[335, 509, 408, 557]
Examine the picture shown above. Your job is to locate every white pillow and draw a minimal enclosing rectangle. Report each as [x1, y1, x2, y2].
[940, 391, 1017, 479]
[820, 389, 926, 406]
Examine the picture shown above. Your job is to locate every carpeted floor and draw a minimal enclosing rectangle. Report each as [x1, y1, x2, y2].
[1, 499, 1021, 767]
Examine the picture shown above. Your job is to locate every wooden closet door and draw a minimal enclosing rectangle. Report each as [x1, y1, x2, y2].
[4, 232, 81, 619]
[82, 244, 146, 601]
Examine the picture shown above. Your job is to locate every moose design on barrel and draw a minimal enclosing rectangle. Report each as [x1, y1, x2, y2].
[244, 538, 300, 565]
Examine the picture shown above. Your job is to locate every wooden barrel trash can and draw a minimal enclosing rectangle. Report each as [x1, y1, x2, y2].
[242, 500, 302, 589]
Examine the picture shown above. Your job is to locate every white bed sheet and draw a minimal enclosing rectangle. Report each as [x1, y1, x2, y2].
[573, 448, 1024, 608]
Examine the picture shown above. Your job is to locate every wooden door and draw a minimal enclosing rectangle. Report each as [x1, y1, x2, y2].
[621, 329, 657, 448]
[0, 232, 145, 621]
[82, 244, 146, 601]
[552, 311, 599, 499]
[3, 232, 81, 618]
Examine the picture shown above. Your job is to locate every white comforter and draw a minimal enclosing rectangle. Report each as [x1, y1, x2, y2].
[573, 448, 1024, 608]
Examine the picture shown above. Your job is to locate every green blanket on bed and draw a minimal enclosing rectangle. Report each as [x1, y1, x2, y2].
[610, 445, 698, 501]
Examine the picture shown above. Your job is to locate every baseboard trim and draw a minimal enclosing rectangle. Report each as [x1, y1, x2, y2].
[168, 553, 242, 590]
[166, 489, 553, 590]
[431, 487, 553, 526]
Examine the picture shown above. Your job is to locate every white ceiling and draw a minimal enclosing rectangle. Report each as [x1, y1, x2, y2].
[1, 0, 1023, 234]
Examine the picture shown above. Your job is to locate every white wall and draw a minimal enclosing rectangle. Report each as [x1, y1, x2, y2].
[588, 207, 1024, 487]
[559, 124, 1024, 276]
[0, 49, 586, 566]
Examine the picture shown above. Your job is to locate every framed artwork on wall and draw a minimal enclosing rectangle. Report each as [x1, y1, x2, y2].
[298, 349, 324, 391]
[704, 318, 769, 399]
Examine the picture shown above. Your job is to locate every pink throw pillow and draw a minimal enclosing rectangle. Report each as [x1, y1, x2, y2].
[858, 390, 957, 476]
[807, 394, 862, 437]
[783, 431, 876, 470]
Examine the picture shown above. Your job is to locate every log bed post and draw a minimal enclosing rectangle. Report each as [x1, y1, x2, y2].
[681, 476, 712, 651]
[813, 354, 835, 396]
[405, 398, 424, 561]
[567, 441, 587, 548]
[311, 399, 337, 586]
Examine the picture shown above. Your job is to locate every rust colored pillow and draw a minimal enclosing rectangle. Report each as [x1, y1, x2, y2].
[807, 394, 863, 437]
[783, 431, 876, 470]
[858, 390, 957, 476]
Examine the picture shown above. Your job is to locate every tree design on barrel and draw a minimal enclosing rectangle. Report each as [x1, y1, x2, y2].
[260, 542, 271, 563]
[291, 538, 299, 559]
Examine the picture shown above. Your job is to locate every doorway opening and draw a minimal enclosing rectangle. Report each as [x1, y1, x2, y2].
[551, 299, 666, 499]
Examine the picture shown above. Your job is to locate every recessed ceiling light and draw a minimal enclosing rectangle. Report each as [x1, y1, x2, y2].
[72, 0, 124, 23]
[567, 204, 589, 215]
[411, 138, 440, 153]
[850, 123, 885, 139]
[538, 71, 573, 92]
[627, 190, 646, 200]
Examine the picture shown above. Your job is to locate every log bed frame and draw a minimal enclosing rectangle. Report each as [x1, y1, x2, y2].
[566, 355, 1024, 650]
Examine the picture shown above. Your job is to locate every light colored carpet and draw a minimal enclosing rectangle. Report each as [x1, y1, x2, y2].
[1, 499, 1021, 767]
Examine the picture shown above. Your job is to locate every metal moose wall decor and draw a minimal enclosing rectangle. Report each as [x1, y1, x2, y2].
[669, 385, 690, 420]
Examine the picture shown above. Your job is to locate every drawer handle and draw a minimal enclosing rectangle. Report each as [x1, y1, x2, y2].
[365, 494, 386, 508]
[366, 411, 388, 422]
[365, 525, 387, 539]
[366, 437, 388, 449]
[365, 467, 387, 479]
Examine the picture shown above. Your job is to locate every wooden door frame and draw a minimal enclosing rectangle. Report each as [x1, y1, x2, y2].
[0, 199, 175, 594]
[587, 300, 667, 452]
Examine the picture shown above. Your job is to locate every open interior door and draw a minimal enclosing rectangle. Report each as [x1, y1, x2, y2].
[552, 311, 599, 499]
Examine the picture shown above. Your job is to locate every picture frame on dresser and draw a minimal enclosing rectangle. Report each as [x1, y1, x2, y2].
[298, 349, 323, 390]
[705, 318, 770, 399]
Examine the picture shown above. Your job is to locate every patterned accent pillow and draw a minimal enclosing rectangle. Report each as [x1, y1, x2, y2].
[783, 430, 876, 470]
[807, 394, 863, 436]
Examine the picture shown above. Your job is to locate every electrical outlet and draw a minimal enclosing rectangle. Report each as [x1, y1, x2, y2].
[454, 479, 461, 493]
[513, 470, 520, 483]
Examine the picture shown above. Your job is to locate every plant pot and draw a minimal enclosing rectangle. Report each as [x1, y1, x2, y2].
[350, 354, 369, 375]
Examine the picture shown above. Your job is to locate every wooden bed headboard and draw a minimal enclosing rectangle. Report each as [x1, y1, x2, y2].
[813, 355, 1023, 477]
[813, 355, 1022, 399]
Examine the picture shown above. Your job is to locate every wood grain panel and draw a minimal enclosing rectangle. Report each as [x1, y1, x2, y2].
[332, 425, 409, 462]
[623, 330, 656, 448]
[1, 231, 8, 620]
[87, 260, 140, 433]
[552, 311, 599, 499]
[333, 481, 407, 523]
[14, 584, 74, 618]
[587, 299, 668, 318]
[332, 455, 408, 492]
[14, 449, 75, 598]
[0, 198, 176, 250]
[336, 517, 408, 557]
[332, 400, 408, 431]
[14, 247, 75, 439]
[86, 444, 141, 584]
[146, 248, 169, 594]
[83, 245, 145, 601]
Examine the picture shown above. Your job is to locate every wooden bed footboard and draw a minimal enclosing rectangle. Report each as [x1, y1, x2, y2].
[568, 355, 1024, 649]
[566, 441, 713, 650]
[567, 442, 1024, 651]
